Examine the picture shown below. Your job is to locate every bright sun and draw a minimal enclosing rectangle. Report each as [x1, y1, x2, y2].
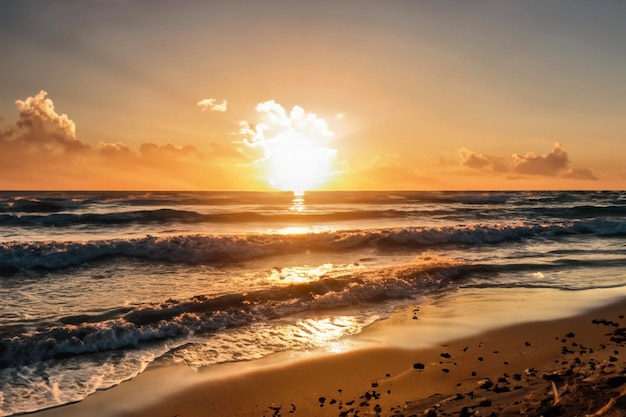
[242, 101, 337, 195]
[266, 135, 335, 195]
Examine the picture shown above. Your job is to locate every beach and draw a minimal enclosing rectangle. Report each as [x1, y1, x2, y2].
[2, 191, 625, 416]
[29, 286, 626, 417]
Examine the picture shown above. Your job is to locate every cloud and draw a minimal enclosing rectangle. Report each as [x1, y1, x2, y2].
[197, 98, 227, 112]
[97, 141, 133, 157]
[139, 142, 203, 159]
[5, 90, 88, 155]
[0, 91, 247, 190]
[513, 142, 569, 176]
[562, 167, 598, 181]
[15, 90, 76, 138]
[459, 142, 597, 181]
[459, 148, 508, 172]
[241, 101, 334, 145]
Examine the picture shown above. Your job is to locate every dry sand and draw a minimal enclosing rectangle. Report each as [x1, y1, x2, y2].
[30, 293, 626, 417]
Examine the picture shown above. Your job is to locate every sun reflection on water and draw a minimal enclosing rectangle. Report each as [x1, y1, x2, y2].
[274, 226, 313, 235]
[268, 263, 354, 284]
[290, 191, 306, 212]
[293, 316, 362, 353]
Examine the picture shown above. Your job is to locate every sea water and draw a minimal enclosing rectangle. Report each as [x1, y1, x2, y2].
[1, 190, 625, 415]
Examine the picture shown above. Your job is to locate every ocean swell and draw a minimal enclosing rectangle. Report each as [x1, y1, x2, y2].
[0, 208, 437, 227]
[1, 220, 624, 273]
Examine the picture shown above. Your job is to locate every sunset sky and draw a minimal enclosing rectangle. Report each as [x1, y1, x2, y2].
[1, 0, 625, 191]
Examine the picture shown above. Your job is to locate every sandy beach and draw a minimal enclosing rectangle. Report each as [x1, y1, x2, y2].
[28, 288, 626, 417]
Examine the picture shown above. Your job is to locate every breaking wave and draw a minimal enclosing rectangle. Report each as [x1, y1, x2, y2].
[0, 261, 464, 368]
[1, 220, 625, 274]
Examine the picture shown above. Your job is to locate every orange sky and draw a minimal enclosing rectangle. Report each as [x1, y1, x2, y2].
[0, 1, 625, 191]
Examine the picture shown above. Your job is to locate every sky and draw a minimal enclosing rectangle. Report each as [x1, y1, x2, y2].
[0, 0, 625, 191]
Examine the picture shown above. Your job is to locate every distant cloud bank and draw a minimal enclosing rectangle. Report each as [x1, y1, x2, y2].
[0, 91, 244, 189]
[460, 142, 598, 180]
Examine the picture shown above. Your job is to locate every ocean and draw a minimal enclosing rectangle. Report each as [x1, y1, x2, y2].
[1, 190, 625, 416]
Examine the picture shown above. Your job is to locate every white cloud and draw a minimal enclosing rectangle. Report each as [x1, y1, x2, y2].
[15, 90, 76, 138]
[3, 90, 87, 155]
[243, 100, 333, 145]
[197, 98, 227, 112]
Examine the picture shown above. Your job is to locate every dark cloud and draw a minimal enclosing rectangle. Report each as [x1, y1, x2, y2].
[563, 167, 598, 181]
[459, 142, 597, 181]
[513, 142, 569, 176]
[139, 143, 204, 159]
[459, 148, 508, 172]
[97, 142, 133, 157]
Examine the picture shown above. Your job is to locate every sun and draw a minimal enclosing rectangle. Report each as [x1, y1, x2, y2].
[241, 101, 338, 195]
[266, 135, 335, 195]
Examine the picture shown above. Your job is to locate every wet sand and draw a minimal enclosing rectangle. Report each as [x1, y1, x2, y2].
[29, 290, 626, 417]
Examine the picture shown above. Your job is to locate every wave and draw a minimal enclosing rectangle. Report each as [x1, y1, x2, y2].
[0, 208, 431, 228]
[3, 204, 626, 230]
[0, 261, 465, 368]
[463, 281, 626, 292]
[0, 209, 208, 227]
[0, 191, 304, 215]
[0, 191, 514, 211]
[1, 220, 625, 274]
[2, 205, 625, 229]
[0, 197, 83, 214]
[6, 249, 622, 369]
[2, 191, 626, 230]
[527, 205, 626, 219]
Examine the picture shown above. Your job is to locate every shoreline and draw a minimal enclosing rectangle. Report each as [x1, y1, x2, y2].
[25, 287, 626, 417]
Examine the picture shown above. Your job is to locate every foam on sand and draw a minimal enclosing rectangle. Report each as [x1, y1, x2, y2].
[27, 287, 626, 417]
